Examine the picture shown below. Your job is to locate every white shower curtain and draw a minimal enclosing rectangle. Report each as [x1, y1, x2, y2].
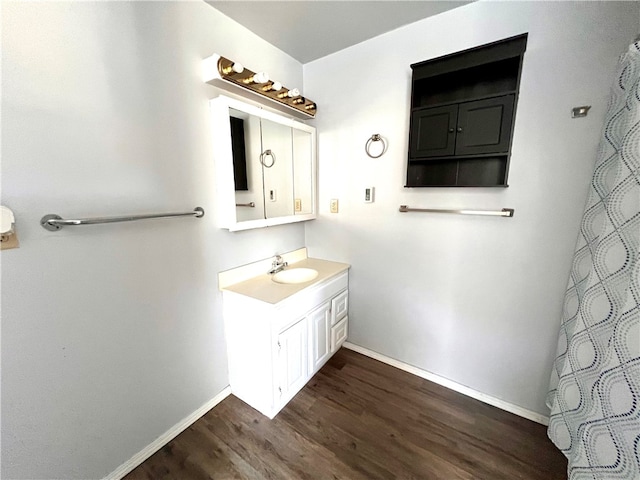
[547, 40, 640, 479]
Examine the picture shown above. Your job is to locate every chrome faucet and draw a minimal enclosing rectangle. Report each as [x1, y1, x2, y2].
[268, 255, 288, 274]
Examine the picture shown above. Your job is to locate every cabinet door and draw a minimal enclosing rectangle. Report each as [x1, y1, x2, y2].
[309, 302, 332, 373]
[276, 318, 308, 403]
[455, 95, 514, 155]
[410, 105, 457, 158]
[232, 110, 265, 222]
[261, 117, 295, 219]
[331, 316, 348, 353]
[331, 290, 348, 326]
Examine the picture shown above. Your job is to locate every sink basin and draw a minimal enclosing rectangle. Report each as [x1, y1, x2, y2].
[272, 268, 319, 285]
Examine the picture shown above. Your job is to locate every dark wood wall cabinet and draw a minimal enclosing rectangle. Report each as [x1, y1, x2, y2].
[406, 34, 527, 187]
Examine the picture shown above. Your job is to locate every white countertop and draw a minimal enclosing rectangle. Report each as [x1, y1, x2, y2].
[220, 257, 350, 304]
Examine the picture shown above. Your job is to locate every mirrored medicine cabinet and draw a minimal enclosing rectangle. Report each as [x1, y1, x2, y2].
[209, 96, 317, 231]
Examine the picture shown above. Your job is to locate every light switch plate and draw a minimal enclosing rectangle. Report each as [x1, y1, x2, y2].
[330, 199, 339, 213]
[364, 187, 375, 203]
[571, 105, 591, 118]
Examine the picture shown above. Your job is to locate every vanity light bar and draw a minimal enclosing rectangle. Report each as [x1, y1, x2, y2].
[202, 54, 317, 118]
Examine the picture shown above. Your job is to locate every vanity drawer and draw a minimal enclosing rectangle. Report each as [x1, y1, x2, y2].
[331, 316, 348, 353]
[331, 289, 348, 326]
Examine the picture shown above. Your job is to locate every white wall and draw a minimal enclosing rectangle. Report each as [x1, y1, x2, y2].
[304, 1, 639, 416]
[1, 2, 305, 479]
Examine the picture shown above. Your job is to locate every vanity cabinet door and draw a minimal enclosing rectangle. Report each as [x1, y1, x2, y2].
[331, 316, 348, 353]
[331, 289, 348, 326]
[276, 318, 308, 405]
[309, 302, 332, 373]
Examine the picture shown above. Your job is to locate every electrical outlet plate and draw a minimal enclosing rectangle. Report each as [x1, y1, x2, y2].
[0, 233, 19, 250]
[269, 189, 277, 202]
[330, 199, 339, 213]
[294, 198, 302, 212]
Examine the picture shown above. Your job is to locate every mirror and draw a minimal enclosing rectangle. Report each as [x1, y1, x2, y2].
[259, 116, 295, 219]
[210, 96, 317, 231]
[229, 108, 264, 222]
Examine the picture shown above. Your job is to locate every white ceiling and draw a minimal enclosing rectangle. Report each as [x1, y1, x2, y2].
[206, 1, 471, 63]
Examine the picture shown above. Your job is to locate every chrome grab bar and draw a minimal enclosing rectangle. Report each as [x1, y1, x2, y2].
[399, 205, 514, 217]
[236, 202, 255, 208]
[41, 207, 205, 231]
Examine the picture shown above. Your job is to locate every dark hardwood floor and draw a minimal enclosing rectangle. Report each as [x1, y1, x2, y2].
[125, 348, 567, 480]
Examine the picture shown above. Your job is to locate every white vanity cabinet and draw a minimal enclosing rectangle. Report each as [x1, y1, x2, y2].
[222, 271, 348, 419]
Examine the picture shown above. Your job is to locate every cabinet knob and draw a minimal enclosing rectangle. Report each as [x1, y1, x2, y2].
[457, 127, 463, 133]
[448, 128, 454, 133]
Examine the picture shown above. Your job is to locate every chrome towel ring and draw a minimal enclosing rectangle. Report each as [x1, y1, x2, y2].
[365, 134, 387, 158]
[260, 149, 276, 168]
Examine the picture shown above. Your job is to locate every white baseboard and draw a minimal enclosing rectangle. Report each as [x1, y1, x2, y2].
[104, 386, 232, 480]
[343, 342, 549, 426]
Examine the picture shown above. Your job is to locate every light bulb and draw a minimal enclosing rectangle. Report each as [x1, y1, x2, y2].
[262, 81, 283, 92]
[278, 88, 300, 99]
[253, 71, 269, 84]
[221, 62, 244, 75]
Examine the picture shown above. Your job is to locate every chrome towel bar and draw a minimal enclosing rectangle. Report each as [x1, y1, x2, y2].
[399, 205, 514, 217]
[41, 207, 205, 231]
